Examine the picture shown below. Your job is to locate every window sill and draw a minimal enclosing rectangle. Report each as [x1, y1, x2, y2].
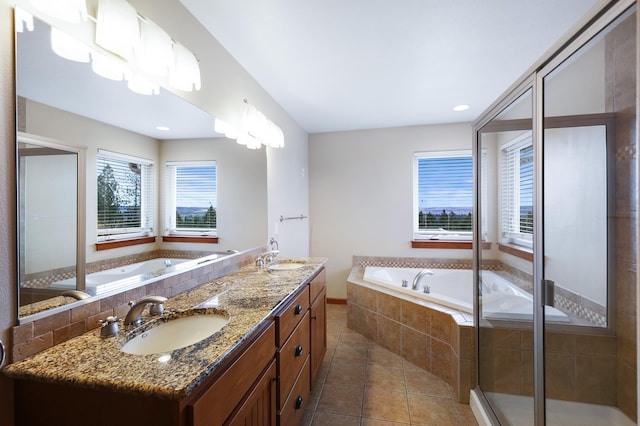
[498, 243, 533, 261]
[95, 236, 156, 251]
[412, 240, 492, 250]
[162, 235, 219, 244]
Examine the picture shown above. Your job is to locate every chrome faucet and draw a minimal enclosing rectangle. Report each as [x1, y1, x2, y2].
[412, 269, 434, 290]
[124, 296, 168, 326]
[61, 290, 91, 300]
[256, 250, 280, 269]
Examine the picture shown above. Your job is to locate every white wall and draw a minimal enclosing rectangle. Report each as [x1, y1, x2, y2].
[309, 123, 472, 299]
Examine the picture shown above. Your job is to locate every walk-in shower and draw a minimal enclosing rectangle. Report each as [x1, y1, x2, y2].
[472, 1, 638, 424]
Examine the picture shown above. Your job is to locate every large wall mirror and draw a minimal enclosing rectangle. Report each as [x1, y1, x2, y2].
[16, 11, 268, 320]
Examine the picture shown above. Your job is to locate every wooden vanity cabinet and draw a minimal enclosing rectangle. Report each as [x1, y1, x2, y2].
[12, 267, 327, 426]
[309, 269, 327, 385]
[188, 323, 276, 426]
[274, 267, 327, 426]
[13, 322, 276, 426]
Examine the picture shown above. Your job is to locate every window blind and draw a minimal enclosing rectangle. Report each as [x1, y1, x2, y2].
[165, 161, 217, 234]
[416, 153, 473, 233]
[97, 151, 154, 238]
[500, 134, 533, 241]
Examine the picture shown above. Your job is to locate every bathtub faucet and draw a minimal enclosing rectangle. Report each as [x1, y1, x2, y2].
[412, 269, 434, 290]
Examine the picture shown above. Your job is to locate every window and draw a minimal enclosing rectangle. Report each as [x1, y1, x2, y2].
[500, 132, 533, 247]
[165, 161, 217, 236]
[97, 150, 154, 240]
[413, 151, 474, 241]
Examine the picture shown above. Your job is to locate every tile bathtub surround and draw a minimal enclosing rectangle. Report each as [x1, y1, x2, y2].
[355, 256, 608, 329]
[302, 304, 478, 426]
[11, 247, 265, 362]
[346, 278, 475, 405]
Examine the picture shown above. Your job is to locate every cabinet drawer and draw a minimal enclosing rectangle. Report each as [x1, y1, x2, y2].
[277, 312, 310, 409]
[276, 286, 309, 346]
[278, 356, 311, 426]
[189, 323, 276, 426]
[309, 268, 326, 304]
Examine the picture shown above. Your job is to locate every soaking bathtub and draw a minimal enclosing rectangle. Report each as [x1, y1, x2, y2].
[51, 257, 192, 296]
[362, 266, 569, 322]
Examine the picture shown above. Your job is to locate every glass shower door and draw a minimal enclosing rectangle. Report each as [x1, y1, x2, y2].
[540, 5, 635, 424]
[476, 87, 535, 425]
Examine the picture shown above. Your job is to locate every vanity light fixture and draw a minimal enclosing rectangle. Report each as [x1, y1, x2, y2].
[90, 50, 130, 81]
[134, 17, 174, 78]
[214, 118, 238, 140]
[127, 72, 160, 95]
[95, 0, 139, 62]
[29, 0, 88, 23]
[453, 104, 470, 112]
[50, 26, 90, 62]
[27, 0, 202, 95]
[240, 99, 285, 149]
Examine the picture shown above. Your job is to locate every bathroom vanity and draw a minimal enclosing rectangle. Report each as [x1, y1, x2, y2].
[4, 259, 327, 426]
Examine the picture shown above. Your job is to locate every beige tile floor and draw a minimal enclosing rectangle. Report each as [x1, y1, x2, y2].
[301, 304, 478, 426]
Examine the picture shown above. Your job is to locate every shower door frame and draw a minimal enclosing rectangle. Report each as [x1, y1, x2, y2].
[472, 1, 637, 424]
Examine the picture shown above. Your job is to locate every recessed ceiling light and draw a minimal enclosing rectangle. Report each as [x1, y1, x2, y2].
[453, 104, 470, 112]
[156, 126, 170, 131]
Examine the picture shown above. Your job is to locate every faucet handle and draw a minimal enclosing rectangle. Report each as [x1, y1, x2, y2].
[97, 316, 120, 338]
[149, 302, 164, 316]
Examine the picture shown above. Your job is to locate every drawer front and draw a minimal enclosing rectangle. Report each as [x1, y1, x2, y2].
[276, 286, 309, 346]
[278, 356, 311, 426]
[309, 268, 326, 304]
[277, 312, 310, 408]
[190, 323, 276, 426]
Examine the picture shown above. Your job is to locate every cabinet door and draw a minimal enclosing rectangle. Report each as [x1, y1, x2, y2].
[310, 287, 327, 386]
[226, 360, 277, 426]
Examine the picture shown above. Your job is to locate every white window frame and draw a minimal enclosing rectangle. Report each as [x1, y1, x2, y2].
[164, 161, 217, 237]
[500, 131, 534, 248]
[413, 150, 476, 241]
[96, 149, 154, 241]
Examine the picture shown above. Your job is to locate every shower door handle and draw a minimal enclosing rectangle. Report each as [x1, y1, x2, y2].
[542, 279, 555, 307]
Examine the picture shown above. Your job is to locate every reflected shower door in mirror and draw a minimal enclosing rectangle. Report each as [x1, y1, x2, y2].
[477, 88, 535, 425]
[18, 134, 86, 310]
[15, 12, 268, 319]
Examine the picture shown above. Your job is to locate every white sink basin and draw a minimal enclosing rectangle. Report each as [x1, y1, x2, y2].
[121, 312, 229, 355]
[268, 262, 305, 271]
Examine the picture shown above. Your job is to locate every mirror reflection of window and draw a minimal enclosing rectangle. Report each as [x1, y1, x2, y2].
[500, 131, 533, 249]
[97, 150, 154, 241]
[165, 161, 217, 236]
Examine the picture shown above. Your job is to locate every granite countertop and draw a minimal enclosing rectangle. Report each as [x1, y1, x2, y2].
[3, 257, 327, 400]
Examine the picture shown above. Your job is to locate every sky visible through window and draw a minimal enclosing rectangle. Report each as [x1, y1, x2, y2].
[176, 166, 217, 208]
[418, 156, 473, 214]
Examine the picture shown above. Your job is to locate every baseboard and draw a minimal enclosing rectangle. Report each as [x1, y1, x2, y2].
[327, 298, 347, 305]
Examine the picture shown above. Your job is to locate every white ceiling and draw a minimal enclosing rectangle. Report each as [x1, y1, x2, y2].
[179, 0, 598, 133]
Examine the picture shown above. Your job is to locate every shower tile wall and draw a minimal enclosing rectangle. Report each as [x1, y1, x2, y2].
[607, 11, 638, 420]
